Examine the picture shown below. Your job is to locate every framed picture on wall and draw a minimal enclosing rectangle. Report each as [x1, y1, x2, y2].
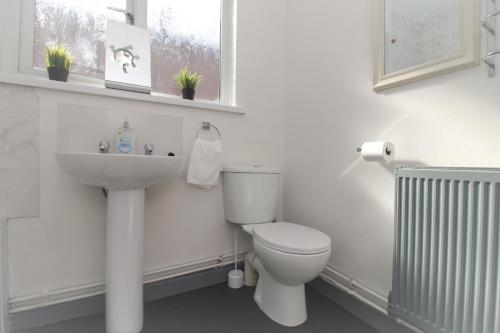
[373, 0, 480, 91]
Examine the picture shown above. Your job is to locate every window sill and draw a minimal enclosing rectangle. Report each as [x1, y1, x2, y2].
[0, 73, 244, 115]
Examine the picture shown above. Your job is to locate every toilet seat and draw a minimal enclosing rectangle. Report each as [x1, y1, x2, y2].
[252, 222, 331, 255]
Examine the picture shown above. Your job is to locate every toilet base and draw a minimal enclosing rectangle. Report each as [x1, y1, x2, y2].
[253, 262, 307, 327]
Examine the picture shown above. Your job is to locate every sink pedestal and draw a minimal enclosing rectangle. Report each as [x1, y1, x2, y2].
[55, 152, 184, 333]
[106, 189, 145, 333]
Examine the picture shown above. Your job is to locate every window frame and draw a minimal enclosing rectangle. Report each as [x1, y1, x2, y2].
[2, 0, 237, 106]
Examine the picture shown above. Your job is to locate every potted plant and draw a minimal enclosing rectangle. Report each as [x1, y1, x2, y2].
[45, 44, 73, 82]
[174, 68, 202, 100]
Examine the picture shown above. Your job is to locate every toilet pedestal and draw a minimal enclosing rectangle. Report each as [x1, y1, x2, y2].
[253, 258, 307, 327]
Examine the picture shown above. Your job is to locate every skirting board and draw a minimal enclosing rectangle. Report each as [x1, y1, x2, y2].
[314, 266, 422, 333]
[10, 263, 241, 331]
[319, 266, 388, 312]
[9, 250, 248, 313]
[9, 250, 248, 331]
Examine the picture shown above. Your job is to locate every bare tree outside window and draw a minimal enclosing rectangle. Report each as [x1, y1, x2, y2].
[34, 0, 126, 79]
[148, 0, 221, 101]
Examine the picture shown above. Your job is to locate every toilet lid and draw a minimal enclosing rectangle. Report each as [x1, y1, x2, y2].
[253, 222, 331, 255]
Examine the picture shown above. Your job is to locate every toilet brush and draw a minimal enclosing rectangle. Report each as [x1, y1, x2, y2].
[228, 229, 244, 289]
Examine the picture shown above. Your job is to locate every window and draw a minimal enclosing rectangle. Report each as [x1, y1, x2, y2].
[34, 0, 126, 79]
[21, 0, 233, 103]
[148, 0, 221, 101]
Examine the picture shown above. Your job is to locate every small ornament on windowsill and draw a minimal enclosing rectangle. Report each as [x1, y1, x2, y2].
[174, 68, 203, 100]
[45, 44, 73, 82]
[105, 21, 152, 94]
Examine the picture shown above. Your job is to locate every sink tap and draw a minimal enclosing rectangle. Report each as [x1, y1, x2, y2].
[99, 141, 110, 154]
[144, 144, 154, 156]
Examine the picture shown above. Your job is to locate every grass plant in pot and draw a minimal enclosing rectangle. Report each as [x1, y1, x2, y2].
[45, 45, 73, 82]
[174, 68, 202, 100]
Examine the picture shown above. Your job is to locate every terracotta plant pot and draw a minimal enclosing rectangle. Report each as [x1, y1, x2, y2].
[47, 67, 69, 82]
[182, 88, 195, 100]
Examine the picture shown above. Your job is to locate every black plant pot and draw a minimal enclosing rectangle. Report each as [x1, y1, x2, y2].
[47, 67, 69, 82]
[182, 88, 195, 100]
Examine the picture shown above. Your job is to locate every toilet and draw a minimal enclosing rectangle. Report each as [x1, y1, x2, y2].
[222, 165, 331, 327]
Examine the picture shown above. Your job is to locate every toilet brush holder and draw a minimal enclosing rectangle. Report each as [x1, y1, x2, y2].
[228, 269, 244, 289]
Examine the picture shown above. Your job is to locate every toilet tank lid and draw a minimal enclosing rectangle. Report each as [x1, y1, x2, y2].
[223, 165, 281, 174]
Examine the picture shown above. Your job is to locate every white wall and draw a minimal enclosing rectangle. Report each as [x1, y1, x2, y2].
[0, 219, 8, 333]
[284, 0, 500, 298]
[4, 0, 286, 300]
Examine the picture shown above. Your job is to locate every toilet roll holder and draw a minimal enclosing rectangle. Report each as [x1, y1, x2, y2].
[356, 146, 393, 157]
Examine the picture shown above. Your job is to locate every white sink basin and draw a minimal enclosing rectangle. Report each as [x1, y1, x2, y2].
[55, 152, 184, 333]
[55, 152, 184, 190]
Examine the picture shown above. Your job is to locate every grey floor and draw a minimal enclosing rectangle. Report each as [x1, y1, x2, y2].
[14, 284, 381, 333]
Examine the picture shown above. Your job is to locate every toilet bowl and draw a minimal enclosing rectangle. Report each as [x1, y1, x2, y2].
[244, 222, 331, 326]
[222, 166, 332, 327]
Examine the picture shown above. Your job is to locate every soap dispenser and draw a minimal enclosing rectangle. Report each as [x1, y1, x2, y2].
[115, 119, 136, 154]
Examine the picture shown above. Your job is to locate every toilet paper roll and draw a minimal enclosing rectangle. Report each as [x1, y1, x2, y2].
[360, 141, 395, 162]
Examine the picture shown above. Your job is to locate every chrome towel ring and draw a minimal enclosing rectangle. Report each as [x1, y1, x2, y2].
[196, 122, 222, 140]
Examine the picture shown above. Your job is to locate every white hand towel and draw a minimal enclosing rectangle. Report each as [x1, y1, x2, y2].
[187, 138, 223, 189]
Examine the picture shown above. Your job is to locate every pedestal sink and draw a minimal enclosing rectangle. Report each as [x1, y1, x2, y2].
[55, 152, 184, 333]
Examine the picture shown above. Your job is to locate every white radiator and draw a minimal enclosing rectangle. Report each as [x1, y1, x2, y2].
[392, 167, 500, 333]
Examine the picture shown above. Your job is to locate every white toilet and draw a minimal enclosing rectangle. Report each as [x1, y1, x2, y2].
[222, 165, 331, 327]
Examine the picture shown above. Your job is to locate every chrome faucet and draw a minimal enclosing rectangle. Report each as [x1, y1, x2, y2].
[144, 144, 154, 155]
[99, 141, 110, 154]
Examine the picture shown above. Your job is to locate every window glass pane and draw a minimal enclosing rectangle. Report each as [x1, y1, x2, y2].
[148, 0, 221, 101]
[34, 0, 126, 79]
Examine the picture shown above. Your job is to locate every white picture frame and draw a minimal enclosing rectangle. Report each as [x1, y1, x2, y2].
[373, 0, 480, 92]
[105, 21, 152, 94]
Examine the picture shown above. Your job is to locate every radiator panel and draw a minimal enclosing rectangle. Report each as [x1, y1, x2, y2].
[393, 168, 500, 333]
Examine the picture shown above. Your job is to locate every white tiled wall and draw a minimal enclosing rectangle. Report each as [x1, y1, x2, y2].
[56, 104, 107, 154]
[0, 169, 39, 218]
[0, 84, 39, 219]
[0, 113, 39, 168]
[0, 85, 39, 115]
[7, 217, 43, 298]
[57, 103, 183, 156]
